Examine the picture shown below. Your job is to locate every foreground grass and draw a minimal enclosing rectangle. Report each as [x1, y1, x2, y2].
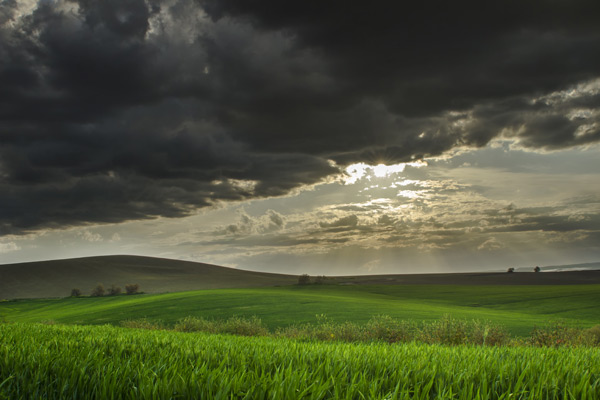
[2, 323, 600, 399]
[2, 284, 599, 336]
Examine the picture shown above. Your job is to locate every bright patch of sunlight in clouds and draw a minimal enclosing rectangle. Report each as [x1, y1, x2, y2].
[344, 161, 427, 184]
[397, 190, 424, 199]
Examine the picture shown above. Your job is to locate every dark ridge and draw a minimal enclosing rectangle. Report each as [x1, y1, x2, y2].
[1, 255, 599, 300]
[0, 255, 297, 299]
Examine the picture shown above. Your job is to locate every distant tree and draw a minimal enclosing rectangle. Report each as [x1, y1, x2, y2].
[534, 266, 541, 273]
[507, 268, 515, 273]
[298, 274, 311, 285]
[70, 288, 82, 297]
[91, 283, 105, 297]
[108, 285, 122, 296]
[314, 275, 326, 284]
[125, 284, 139, 295]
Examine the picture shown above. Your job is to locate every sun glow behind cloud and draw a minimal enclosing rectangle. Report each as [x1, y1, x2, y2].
[343, 161, 427, 184]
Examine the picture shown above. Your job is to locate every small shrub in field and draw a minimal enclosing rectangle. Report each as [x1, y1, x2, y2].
[330, 321, 366, 342]
[275, 320, 365, 343]
[365, 315, 415, 343]
[275, 324, 314, 341]
[222, 316, 268, 336]
[90, 284, 105, 297]
[418, 315, 472, 345]
[70, 288, 82, 297]
[470, 320, 510, 346]
[120, 318, 165, 330]
[528, 321, 587, 347]
[174, 317, 218, 333]
[108, 285, 121, 296]
[125, 284, 139, 295]
[583, 325, 600, 346]
[313, 321, 364, 342]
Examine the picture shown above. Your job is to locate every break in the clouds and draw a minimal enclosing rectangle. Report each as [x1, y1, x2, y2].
[1, 0, 599, 273]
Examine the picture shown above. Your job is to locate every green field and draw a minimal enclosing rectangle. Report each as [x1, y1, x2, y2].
[3, 272, 600, 398]
[2, 323, 599, 399]
[2, 284, 599, 336]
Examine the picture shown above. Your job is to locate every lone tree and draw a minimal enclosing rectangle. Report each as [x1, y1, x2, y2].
[108, 285, 122, 296]
[507, 267, 515, 273]
[298, 274, 311, 285]
[125, 283, 139, 295]
[534, 266, 541, 273]
[70, 288, 82, 297]
[91, 283, 105, 297]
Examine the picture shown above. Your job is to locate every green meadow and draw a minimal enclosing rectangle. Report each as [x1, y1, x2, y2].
[2, 284, 599, 336]
[2, 323, 600, 399]
[2, 280, 600, 398]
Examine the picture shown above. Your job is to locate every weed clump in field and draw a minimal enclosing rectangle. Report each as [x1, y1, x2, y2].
[121, 318, 165, 330]
[472, 321, 511, 346]
[174, 316, 219, 333]
[529, 321, 600, 347]
[275, 314, 366, 342]
[222, 315, 268, 336]
[417, 315, 510, 346]
[584, 325, 600, 346]
[365, 315, 415, 343]
[173, 316, 268, 336]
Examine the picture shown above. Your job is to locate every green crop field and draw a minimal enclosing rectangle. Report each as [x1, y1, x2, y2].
[1, 323, 599, 399]
[2, 274, 600, 398]
[2, 284, 599, 336]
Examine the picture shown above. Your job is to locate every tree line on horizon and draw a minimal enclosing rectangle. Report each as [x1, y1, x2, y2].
[507, 266, 541, 273]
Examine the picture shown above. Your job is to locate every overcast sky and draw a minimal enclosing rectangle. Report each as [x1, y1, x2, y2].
[1, 0, 599, 274]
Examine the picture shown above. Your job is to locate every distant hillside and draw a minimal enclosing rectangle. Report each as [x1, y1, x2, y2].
[2, 255, 600, 300]
[0, 255, 298, 299]
[540, 262, 600, 272]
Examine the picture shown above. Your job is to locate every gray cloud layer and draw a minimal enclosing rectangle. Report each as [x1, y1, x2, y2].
[1, 0, 599, 234]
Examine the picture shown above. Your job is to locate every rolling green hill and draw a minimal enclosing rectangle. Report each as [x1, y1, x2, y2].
[2, 284, 599, 336]
[0, 255, 298, 299]
[2, 255, 599, 336]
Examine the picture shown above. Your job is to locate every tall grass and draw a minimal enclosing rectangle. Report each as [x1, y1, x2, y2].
[1, 323, 599, 399]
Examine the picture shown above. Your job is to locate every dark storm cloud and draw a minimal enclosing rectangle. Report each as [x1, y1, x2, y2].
[200, 0, 600, 153]
[1, 0, 600, 234]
